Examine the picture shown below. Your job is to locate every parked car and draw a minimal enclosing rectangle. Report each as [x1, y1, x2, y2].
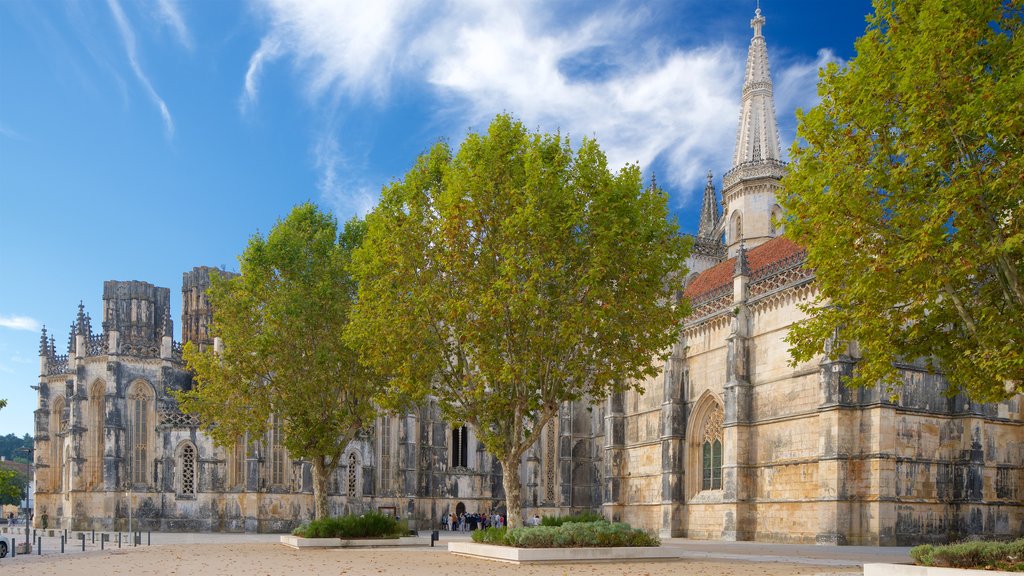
[0, 535, 10, 558]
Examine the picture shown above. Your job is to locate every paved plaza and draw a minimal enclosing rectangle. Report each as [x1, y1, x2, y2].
[0, 528, 910, 575]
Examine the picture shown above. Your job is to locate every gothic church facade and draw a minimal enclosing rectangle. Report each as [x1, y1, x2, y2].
[33, 9, 1022, 543]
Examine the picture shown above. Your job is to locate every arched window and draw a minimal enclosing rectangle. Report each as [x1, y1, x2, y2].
[544, 421, 557, 502]
[231, 437, 246, 489]
[88, 380, 106, 490]
[701, 409, 723, 491]
[731, 211, 743, 244]
[451, 425, 468, 468]
[379, 418, 393, 492]
[687, 393, 725, 498]
[178, 442, 197, 496]
[770, 205, 784, 235]
[347, 451, 360, 497]
[127, 381, 154, 486]
[268, 414, 287, 487]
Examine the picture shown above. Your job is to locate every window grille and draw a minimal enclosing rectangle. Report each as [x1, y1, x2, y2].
[451, 425, 468, 468]
[181, 444, 196, 495]
[347, 452, 358, 496]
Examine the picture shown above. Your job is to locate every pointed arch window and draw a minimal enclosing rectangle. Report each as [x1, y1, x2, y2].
[268, 414, 286, 487]
[231, 437, 246, 489]
[50, 396, 65, 492]
[451, 425, 469, 468]
[88, 380, 105, 489]
[701, 407, 724, 491]
[127, 382, 153, 487]
[179, 442, 197, 496]
[347, 451, 360, 497]
[379, 418, 393, 492]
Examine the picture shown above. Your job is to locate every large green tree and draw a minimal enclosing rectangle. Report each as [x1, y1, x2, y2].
[0, 468, 25, 506]
[782, 0, 1024, 401]
[180, 203, 382, 520]
[347, 114, 690, 528]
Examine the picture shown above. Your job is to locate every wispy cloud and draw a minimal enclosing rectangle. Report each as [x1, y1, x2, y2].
[314, 131, 380, 219]
[107, 0, 174, 137]
[244, 1, 828, 205]
[155, 0, 192, 50]
[0, 315, 41, 332]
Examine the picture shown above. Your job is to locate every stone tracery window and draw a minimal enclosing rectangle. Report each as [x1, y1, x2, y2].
[269, 414, 286, 487]
[179, 443, 197, 496]
[451, 425, 468, 468]
[701, 407, 723, 491]
[347, 452, 359, 496]
[127, 382, 153, 486]
[545, 421, 557, 502]
[380, 418, 393, 492]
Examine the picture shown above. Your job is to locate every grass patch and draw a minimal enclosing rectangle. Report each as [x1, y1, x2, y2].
[910, 538, 1024, 572]
[292, 512, 408, 539]
[470, 520, 659, 548]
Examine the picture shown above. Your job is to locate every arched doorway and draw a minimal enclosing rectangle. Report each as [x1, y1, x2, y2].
[455, 501, 466, 516]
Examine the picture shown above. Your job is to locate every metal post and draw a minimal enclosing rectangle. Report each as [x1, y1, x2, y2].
[101, 534, 105, 550]
[61, 536, 64, 553]
[118, 532, 121, 548]
[80, 533, 85, 551]
[91, 529, 95, 543]
[36, 536, 40, 555]
[147, 531, 151, 545]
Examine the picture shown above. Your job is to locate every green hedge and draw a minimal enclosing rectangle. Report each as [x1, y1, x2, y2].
[471, 520, 659, 548]
[910, 539, 1024, 572]
[292, 512, 407, 539]
[540, 512, 605, 527]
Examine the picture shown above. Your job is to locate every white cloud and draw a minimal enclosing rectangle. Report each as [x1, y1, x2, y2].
[774, 48, 843, 159]
[244, 1, 830, 204]
[107, 0, 175, 137]
[0, 315, 40, 332]
[314, 132, 379, 219]
[155, 0, 193, 50]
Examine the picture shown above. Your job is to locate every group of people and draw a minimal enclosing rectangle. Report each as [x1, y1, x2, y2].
[442, 512, 505, 531]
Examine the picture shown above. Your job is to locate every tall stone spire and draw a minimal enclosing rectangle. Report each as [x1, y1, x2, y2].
[731, 7, 782, 167]
[697, 170, 721, 239]
[721, 7, 786, 257]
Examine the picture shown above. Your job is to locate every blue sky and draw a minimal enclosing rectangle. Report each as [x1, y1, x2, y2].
[0, 0, 872, 436]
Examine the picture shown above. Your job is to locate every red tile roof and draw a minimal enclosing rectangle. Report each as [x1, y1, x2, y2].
[684, 236, 805, 300]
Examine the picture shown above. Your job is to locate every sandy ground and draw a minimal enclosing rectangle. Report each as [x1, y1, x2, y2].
[0, 543, 862, 575]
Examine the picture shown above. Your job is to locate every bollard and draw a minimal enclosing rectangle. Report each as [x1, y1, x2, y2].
[147, 531, 151, 546]
[80, 533, 85, 551]
[92, 529, 95, 543]
[11, 538, 14, 557]
[430, 530, 439, 547]
[61, 536, 64, 554]
[37, 536, 41, 555]
[64, 529, 67, 542]
[118, 532, 121, 548]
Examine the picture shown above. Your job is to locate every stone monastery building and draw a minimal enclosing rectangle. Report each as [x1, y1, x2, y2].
[33, 9, 1022, 544]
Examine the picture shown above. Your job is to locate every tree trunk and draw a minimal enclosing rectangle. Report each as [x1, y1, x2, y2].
[501, 454, 524, 529]
[311, 455, 330, 521]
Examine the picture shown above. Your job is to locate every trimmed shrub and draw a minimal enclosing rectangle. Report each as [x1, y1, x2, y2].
[472, 527, 508, 545]
[540, 512, 605, 527]
[292, 512, 407, 539]
[470, 520, 658, 548]
[910, 538, 1024, 571]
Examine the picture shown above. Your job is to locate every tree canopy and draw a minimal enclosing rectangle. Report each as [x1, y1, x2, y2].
[0, 467, 26, 506]
[782, 0, 1024, 401]
[347, 114, 690, 527]
[180, 203, 382, 519]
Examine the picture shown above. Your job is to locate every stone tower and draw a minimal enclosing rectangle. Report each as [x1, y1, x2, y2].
[722, 7, 785, 257]
[182, 266, 238, 351]
[101, 280, 171, 355]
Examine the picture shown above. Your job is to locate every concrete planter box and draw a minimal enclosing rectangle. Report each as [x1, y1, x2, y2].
[280, 535, 428, 549]
[447, 541, 677, 564]
[866, 564, 1019, 576]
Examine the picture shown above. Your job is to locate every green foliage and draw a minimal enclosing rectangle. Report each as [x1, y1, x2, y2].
[540, 511, 605, 527]
[0, 433, 33, 462]
[911, 539, 1024, 571]
[471, 520, 658, 548]
[348, 114, 690, 527]
[291, 512, 406, 539]
[472, 526, 508, 544]
[0, 468, 23, 505]
[782, 0, 1024, 402]
[179, 203, 384, 519]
